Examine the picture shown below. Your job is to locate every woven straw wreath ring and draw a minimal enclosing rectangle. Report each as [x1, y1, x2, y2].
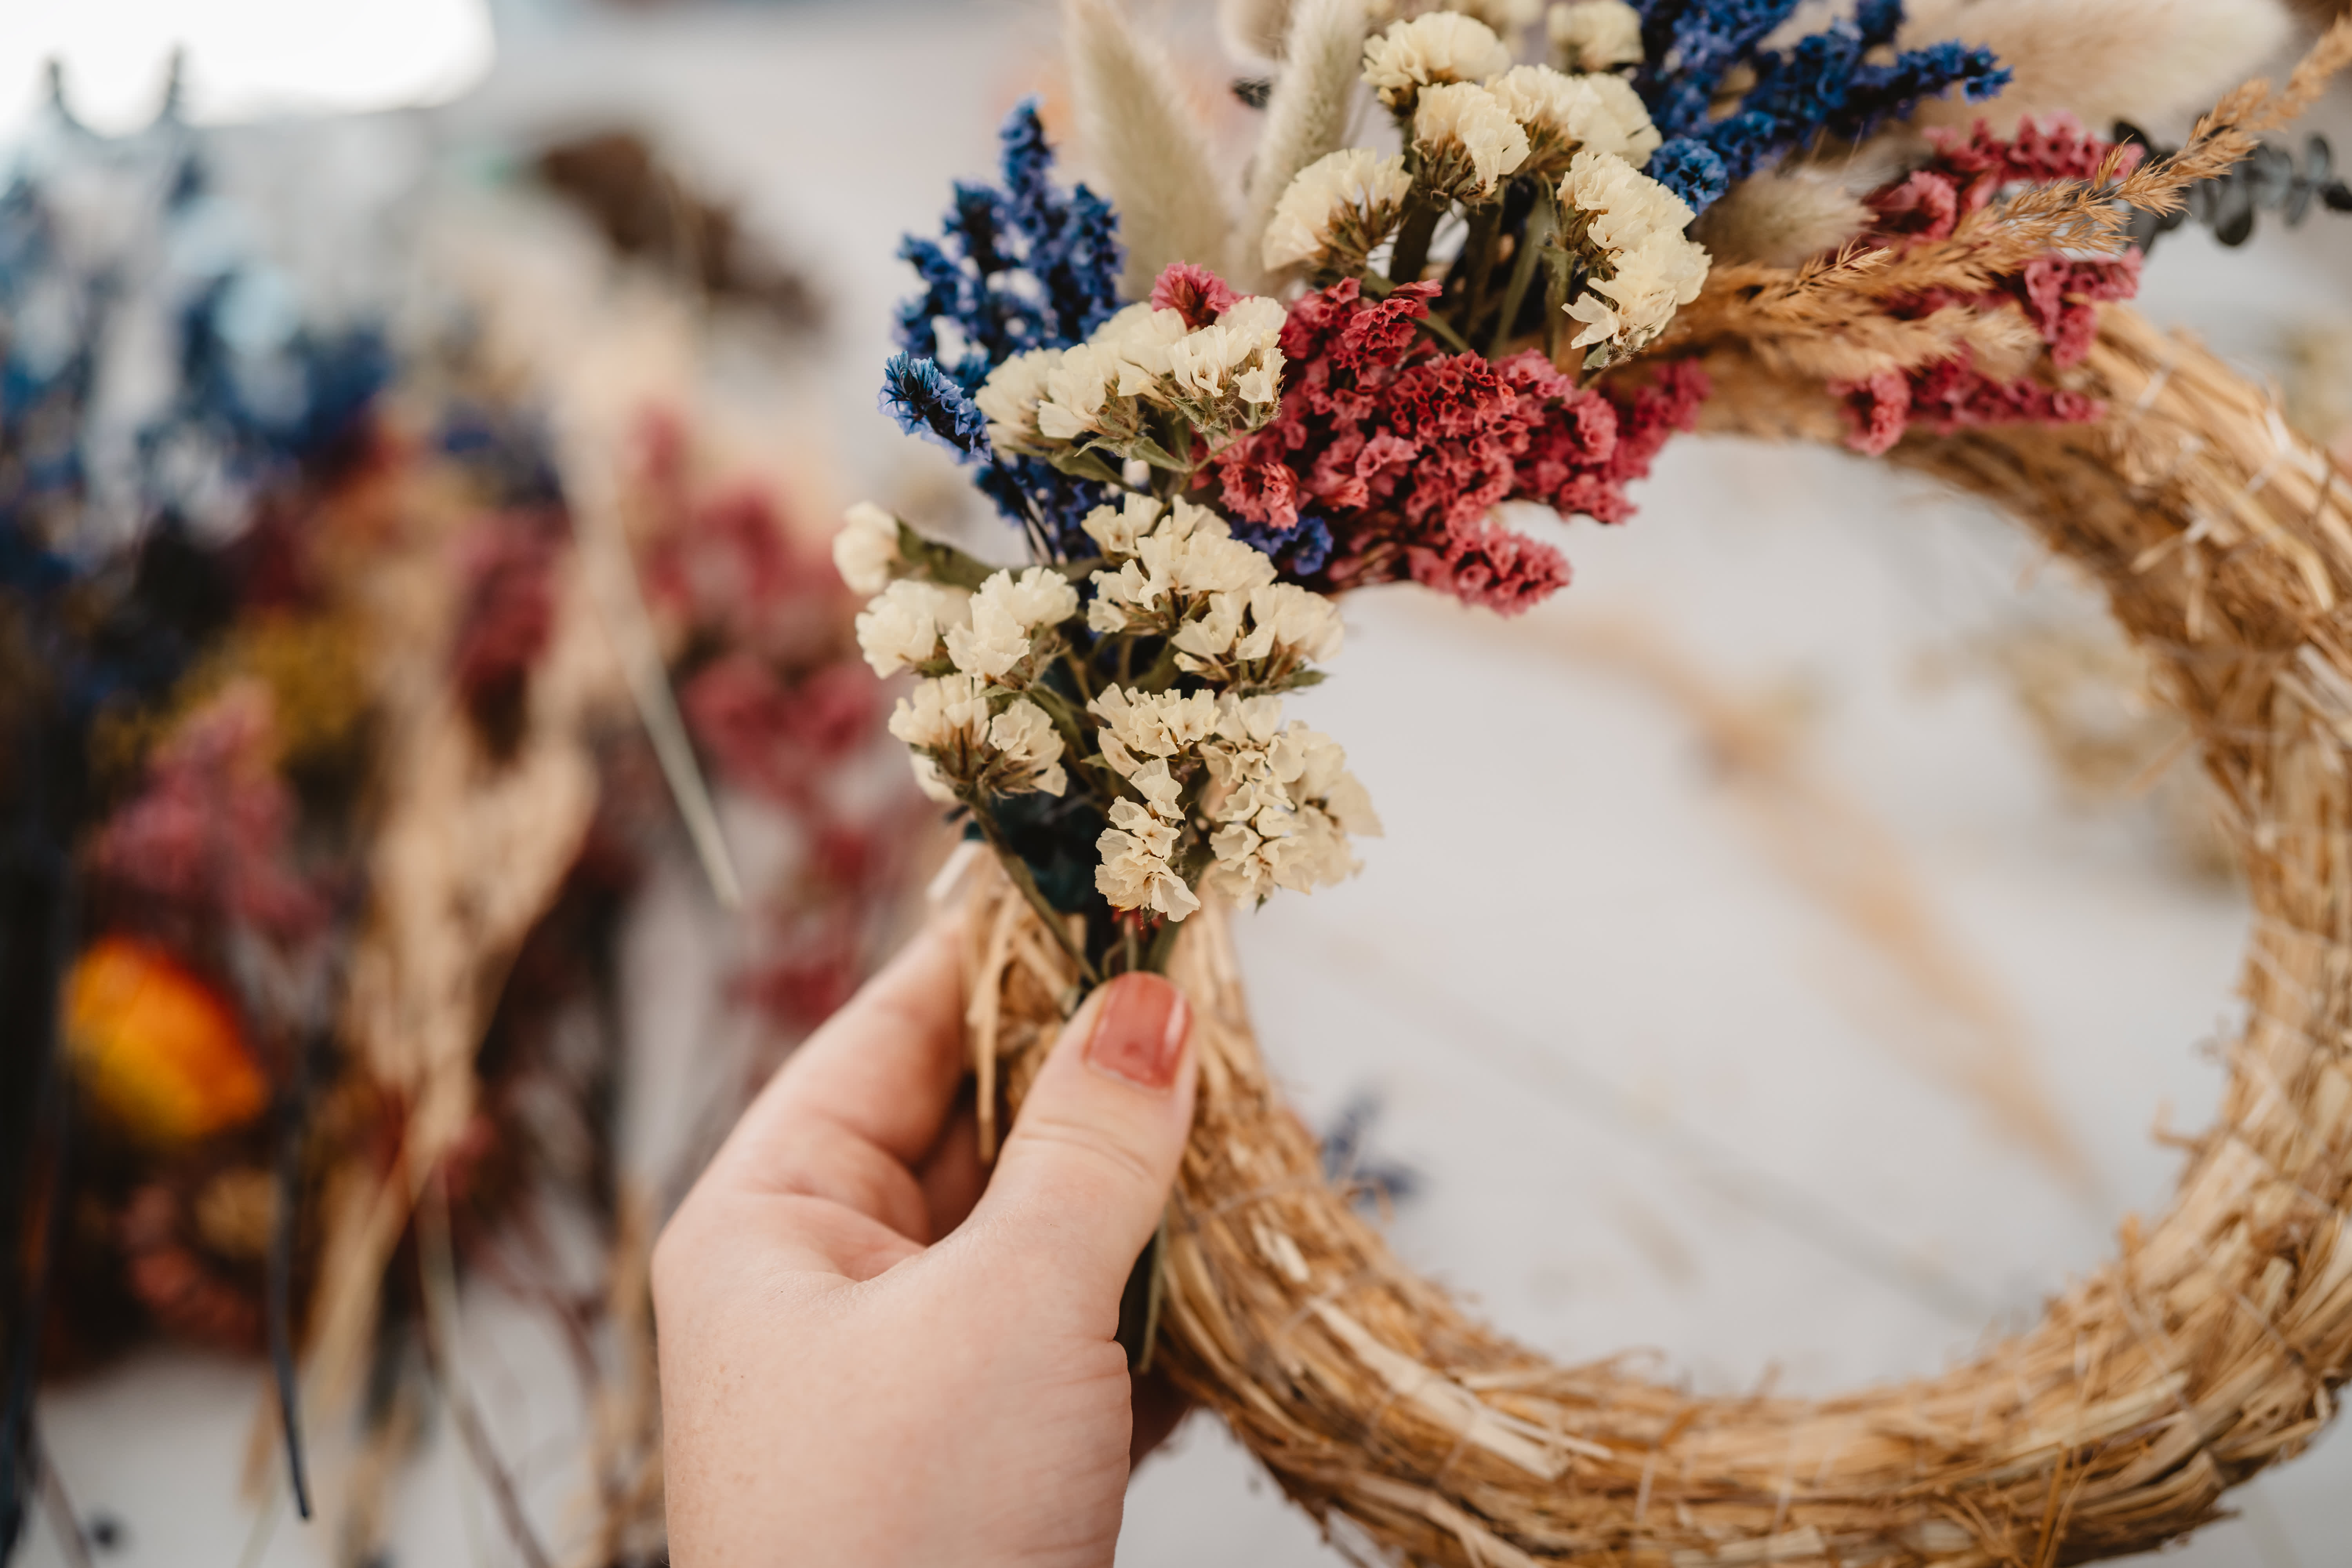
[954, 305, 2352, 1568]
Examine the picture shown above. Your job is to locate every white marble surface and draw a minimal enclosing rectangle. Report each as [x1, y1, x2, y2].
[26, 3, 2352, 1565]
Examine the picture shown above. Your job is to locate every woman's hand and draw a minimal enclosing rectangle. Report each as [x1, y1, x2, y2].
[653, 914, 1197, 1568]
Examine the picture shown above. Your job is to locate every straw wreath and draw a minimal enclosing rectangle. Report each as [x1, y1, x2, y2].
[955, 300, 2352, 1566]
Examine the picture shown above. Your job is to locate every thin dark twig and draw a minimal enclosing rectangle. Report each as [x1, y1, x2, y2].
[32, 1430, 94, 1568]
[267, 1027, 317, 1520]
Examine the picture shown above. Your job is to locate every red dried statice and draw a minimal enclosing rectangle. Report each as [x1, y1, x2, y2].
[91, 684, 327, 944]
[1841, 115, 2143, 451]
[1205, 279, 1704, 615]
[1832, 349, 2104, 456]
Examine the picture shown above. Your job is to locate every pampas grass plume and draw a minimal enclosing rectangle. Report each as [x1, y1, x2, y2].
[1902, 0, 2296, 133]
[1694, 167, 1873, 268]
[1067, 0, 1238, 298]
[1240, 0, 1370, 287]
[1221, 0, 1298, 65]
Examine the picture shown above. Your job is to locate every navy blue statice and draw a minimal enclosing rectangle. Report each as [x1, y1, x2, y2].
[885, 100, 1124, 555]
[1229, 512, 1334, 579]
[881, 352, 992, 460]
[1628, 0, 2009, 205]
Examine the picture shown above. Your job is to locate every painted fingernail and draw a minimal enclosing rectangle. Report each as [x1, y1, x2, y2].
[1083, 974, 1191, 1091]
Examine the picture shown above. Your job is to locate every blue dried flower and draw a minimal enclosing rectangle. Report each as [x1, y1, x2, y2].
[1647, 140, 1729, 212]
[1631, 0, 2011, 205]
[882, 353, 993, 462]
[1230, 512, 1335, 578]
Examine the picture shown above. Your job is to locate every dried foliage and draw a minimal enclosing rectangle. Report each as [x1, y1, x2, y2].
[1668, 20, 2352, 381]
[957, 299, 2352, 1563]
[1065, 0, 1237, 295]
[1238, 0, 1371, 290]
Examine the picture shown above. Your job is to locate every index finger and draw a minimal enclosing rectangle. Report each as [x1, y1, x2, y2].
[706, 911, 970, 1189]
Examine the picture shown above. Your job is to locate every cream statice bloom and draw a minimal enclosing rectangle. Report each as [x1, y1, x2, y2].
[1262, 148, 1413, 274]
[889, 675, 1066, 803]
[1547, 0, 1644, 73]
[974, 348, 1056, 455]
[1483, 64, 1660, 174]
[1080, 492, 1167, 559]
[1087, 684, 1220, 777]
[1088, 497, 1278, 636]
[1096, 795, 1201, 920]
[1172, 581, 1346, 684]
[1197, 695, 1379, 903]
[1411, 82, 1531, 201]
[1362, 13, 1514, 110]
[1036, 341, 1130, 442]
[944, 566, 1080, 681]
[1158, 296, 1288, 437]
[856, 579, 972, 677]
[833, 502, 902, 596]
[1557, 148, 1710, 360]
[1094, 302, 1191, 395]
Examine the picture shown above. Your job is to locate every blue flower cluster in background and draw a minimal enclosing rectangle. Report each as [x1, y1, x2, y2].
[1628, 0, 2009, 211]
[884, 100, 1123, 556]
[1229, 511, 1334, 577]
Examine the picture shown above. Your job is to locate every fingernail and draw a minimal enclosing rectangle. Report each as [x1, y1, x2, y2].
[1083, 974, 1190, 1091]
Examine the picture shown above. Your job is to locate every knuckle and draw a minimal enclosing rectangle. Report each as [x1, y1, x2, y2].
[1007, 1109, 1161, 1192]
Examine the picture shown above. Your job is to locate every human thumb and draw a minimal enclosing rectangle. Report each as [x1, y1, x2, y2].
[964, 971, 1196, 1330]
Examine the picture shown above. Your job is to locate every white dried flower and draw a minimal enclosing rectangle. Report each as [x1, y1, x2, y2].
[1564, 229, 1711, 357]
[974, 349, 1057, 455]
[1411, 81, 1531, 201]
[856, 579, 972, 677]
[1547, 0, 1644, 73]
[1036, 341, 1124, 441]
[1196, 695, 1377, 902]
[1096, 803, 1201, 920]
[1238, 581, 1345, 663]
[1558, 145, 1693, 254]
[1094, 301, 1191, 395]
[833, 503, 902, 596]
[1087, 684, 1221, 777]
[985, 699, 1069, 796]
[1262, 147, 1414, 274]
[1362, 13, 1514, 109]
[944, 566, 1079, 681]
[1080, 493, 1168, 560]
[1483, 65, 1660, 173]
[1557, 148, 1709, 360]
[1162, 298, 1288, 428]
[1088, 498, 1278, 635]
[889, 675, 1066, 801]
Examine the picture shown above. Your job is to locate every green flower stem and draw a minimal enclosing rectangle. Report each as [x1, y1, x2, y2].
[1459, 202, 1503, 339]
[968, 801, 1099, 989]
[1489, 183, 1553, 359]
[1387, 192, 1443, 285]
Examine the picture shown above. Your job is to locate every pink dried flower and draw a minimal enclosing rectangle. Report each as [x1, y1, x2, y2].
[1149, 262, 1241, 328]
[1831, 348, 2103, 455]
[91, 684, 327, 942]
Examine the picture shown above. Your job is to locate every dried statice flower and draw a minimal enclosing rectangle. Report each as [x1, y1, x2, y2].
[1262, 149, 1415, 274]
[1547, 0, 1644, 73]
[1483, 64, 1660, 176]
[1412, 82, 1534, 202]
[1198, 694, 1378, 902]
[1557, 149, 1711, 361]
[855, 579, 973, 677]
[944, 566, 1080, 682]
[1362, 12, 1515, 111]
[889, 674, 1068, 802]
[832, 502, 904, 596]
